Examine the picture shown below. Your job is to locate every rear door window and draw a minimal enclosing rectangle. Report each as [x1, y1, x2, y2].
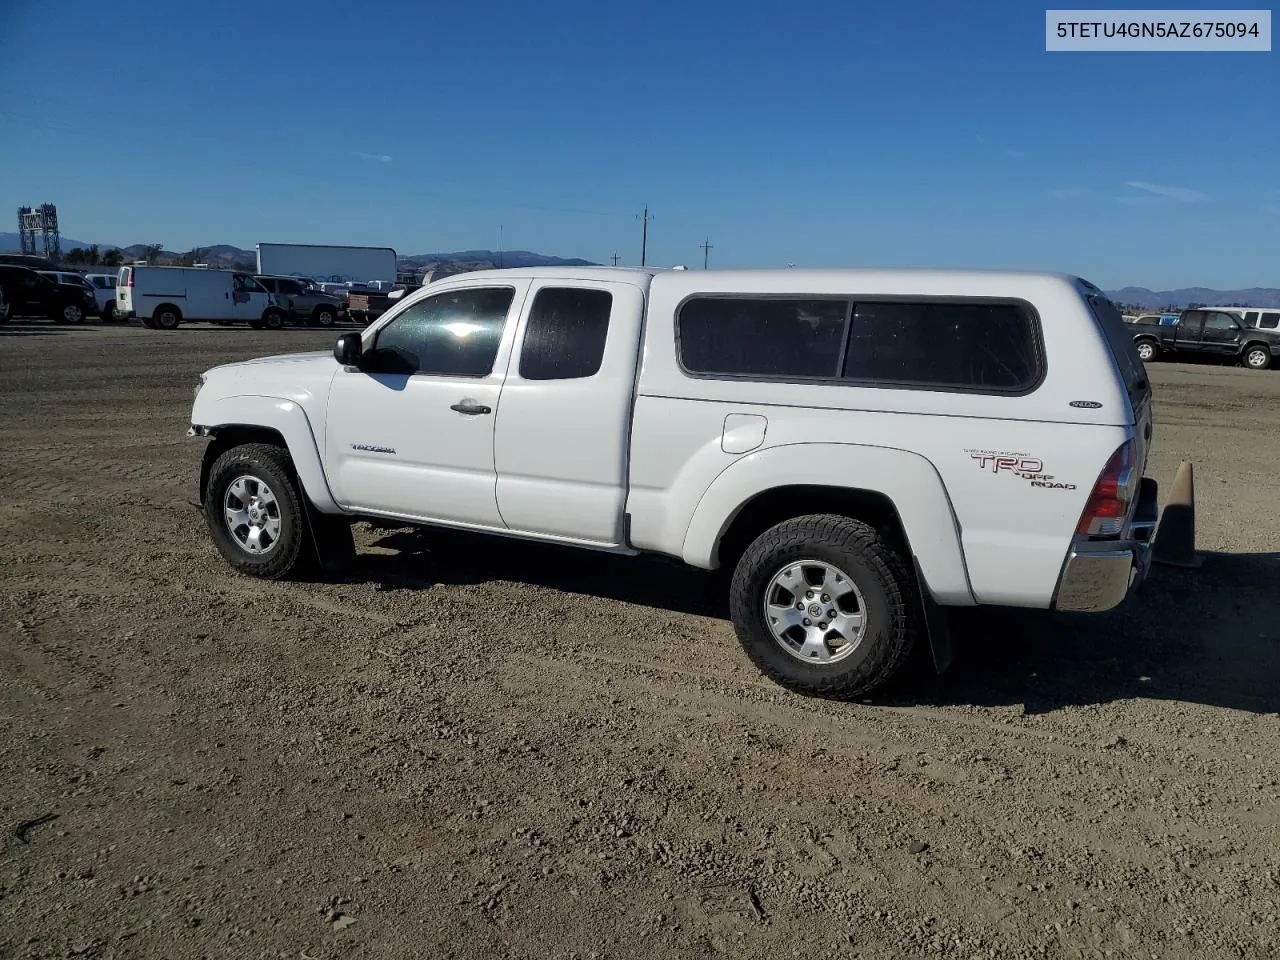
[518, 287, 613, 380]
[1260, 312, 1280, 329]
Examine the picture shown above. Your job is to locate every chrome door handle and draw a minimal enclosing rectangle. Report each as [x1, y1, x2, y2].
[450, 400, 491, 415]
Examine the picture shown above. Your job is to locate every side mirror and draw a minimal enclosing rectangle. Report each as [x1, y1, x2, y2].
[334, 332, 363, 367]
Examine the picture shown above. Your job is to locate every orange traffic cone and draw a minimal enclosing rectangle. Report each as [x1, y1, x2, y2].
[1152, 460, 1202, 568]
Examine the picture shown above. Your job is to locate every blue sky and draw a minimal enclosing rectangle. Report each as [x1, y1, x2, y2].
[0, 0, 1276, 288]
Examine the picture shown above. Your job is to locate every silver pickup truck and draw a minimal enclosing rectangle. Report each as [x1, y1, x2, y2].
[254, 275, 349, 328]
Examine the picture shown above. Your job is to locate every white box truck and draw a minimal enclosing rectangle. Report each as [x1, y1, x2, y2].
[116, 266, 287, 330]
[255, 243, 398, 286]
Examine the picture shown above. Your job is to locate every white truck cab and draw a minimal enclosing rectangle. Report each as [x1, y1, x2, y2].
[188, 266, 1158, 698]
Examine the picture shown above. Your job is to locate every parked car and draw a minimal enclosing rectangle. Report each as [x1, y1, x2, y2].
[117, 266, 287, 330]
[38, 271, 102, 323]
[187, 266, 1158, 699]
[0, 264, 98, 323]
[1131, 308, 1280, 369]
[254, 275, 348, 327]
[84, 273, 120, 320]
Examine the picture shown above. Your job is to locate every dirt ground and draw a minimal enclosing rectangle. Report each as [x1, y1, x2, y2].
[2, 322, 1280, 960]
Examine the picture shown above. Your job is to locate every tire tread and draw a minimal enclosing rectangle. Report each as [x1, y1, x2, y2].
[729, 513, 917, 699]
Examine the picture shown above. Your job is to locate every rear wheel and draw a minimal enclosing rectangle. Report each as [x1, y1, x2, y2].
[728, 514, 918, 700]
[204, 443, 311, 580]
[262, 309, 286, 331]
[1244, 344, 1271, 370]
[1135, 340, 1158, 362]
[153, 306, 181, 330]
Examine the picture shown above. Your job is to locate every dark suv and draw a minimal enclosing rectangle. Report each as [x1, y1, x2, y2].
[254, 275, 348, 327]
[0, 265, 99, 323]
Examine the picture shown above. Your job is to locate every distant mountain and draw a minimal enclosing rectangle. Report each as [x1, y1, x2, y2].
[1105, 287, 1280, 309]
[0, 232, 107, 253]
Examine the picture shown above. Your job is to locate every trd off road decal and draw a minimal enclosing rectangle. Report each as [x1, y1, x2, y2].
[964, 449, 1077, 490]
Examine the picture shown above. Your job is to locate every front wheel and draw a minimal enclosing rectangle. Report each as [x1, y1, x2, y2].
[1244, 344, 1272, 370]
[313, 307, 336, 328]
[729, 514, 918, 700]
[204, 443, 311, 580]
[1135, 340, 1158, 362]
[104, 299, 117, 321]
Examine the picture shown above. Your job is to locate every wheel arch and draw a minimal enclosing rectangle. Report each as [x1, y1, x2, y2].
[681, 443, 974, 606]
[192, 397, 341, 514]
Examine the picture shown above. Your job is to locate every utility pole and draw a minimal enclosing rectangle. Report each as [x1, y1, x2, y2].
[699, 238, 713, 270]
[611, 253, 621, 266]
[497, 224, 503, 268]
[640, 205, 649, 267]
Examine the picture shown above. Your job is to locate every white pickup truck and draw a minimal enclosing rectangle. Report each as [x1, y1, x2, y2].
[189, 266, 1159, 698]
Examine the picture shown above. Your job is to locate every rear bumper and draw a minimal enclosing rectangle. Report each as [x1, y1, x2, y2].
[1053, 476, 1158, 613]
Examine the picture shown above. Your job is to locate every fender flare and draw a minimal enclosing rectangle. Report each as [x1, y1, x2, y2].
[680, 442, 974, 605]
[195, 394, 341, 513]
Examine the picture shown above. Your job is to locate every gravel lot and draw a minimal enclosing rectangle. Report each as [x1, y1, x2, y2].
[3, 322, 1280, 960]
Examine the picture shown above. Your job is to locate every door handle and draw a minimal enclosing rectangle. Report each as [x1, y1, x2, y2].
[450, 400, 492, 416]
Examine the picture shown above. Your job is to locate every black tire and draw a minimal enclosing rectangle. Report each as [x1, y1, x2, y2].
[313, 306, 337, 328]
[728, 514, 918, 700]
[1134, 339, 1158, 363]
[1243, 343, 1271, 370]
[262, 309, 286, 331]
[153, 305, 181, 330]
[204, 443, 312, 580]
[63, 303, 86, 324]
[104, 299, 116, 322]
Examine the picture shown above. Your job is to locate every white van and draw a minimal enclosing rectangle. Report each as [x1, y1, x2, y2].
[116, 266, 286, 330]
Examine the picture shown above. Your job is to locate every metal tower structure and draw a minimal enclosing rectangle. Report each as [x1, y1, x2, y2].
[17, 204, 61, 261]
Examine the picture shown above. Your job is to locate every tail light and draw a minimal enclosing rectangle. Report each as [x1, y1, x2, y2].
[127, 271, 134, 288]
[1076, 439, 1138, 537]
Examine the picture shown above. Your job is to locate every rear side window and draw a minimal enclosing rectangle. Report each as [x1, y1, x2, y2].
[518, 287, 613, 380]
[677, 297, 849, 378]
[842, 301, 1039, 390]
[1260, 312, 1280, 329]
[675, 295, 1041, 392]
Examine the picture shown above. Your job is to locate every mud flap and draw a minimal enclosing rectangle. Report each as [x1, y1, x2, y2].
[302, 498, 356, 577]
[913, 556, 953, 675]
